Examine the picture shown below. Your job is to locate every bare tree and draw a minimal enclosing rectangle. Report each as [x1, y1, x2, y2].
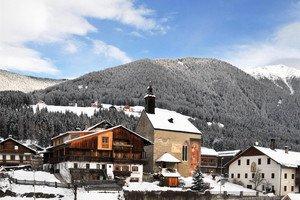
[250, 169, 264, 190]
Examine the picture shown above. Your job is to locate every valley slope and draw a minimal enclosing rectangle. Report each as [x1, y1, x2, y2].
[31, 58, 300, 150]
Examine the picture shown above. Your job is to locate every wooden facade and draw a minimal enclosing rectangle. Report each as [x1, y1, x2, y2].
[201, 155, 218, 173]
[0, 137, 37, 167]
[45, 125, 152, 182]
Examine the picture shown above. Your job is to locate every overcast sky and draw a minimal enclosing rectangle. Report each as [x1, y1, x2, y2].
[1, 0, 300, 78]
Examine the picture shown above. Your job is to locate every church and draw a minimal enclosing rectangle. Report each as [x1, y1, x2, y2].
[136, 85, 202, 177]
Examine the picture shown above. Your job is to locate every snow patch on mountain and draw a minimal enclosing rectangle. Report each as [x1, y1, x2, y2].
[0, 70, 62, 93]
[245, 65, 300, 95]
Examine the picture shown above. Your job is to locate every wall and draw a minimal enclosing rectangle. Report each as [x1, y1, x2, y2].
[228, 155, 281, 195]
[135, 111, 155, 173]
[123, 191, 280, 200]
[280, 167, 298, 196]
[153, 130, 201, 177]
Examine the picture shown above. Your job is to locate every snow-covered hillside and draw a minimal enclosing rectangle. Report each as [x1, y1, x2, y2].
[0, 70, 62, 93]
[245, 65, 300, 94]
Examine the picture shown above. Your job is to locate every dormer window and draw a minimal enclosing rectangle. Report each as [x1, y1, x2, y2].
[168, 118, 174, 123]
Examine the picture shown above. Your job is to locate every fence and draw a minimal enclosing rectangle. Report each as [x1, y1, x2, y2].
[8, 176, 71, 188]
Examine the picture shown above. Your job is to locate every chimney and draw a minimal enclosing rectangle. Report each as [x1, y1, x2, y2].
[270, 139, 276, 150]
[144, 83, 155, 114]
[284, 146, 289, 154]
[8, 135, 12, 138]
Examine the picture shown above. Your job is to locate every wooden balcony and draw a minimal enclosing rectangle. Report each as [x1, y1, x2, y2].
[113, 170, 132, 177]
[49, 155, 147, 165]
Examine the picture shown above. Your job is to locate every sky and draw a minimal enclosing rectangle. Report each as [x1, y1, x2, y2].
[1, 0, 300, 79]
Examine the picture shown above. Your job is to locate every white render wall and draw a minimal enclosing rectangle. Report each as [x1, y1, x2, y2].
[228, 155, 281, 195]
[280, 167, 299, 196]
[55, 162, 143, 183]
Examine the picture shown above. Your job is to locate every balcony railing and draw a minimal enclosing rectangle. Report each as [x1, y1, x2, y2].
[49, 155, 147, 164]
[113, 170, 132, 177]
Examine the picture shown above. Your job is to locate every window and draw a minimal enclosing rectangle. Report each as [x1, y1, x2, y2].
[258, 158, 261, 165]
[182, 145, 188, 161]
[96, 164, 100, 169]
[102, 137, 109, 148]
[231, 173, 234, 178]
[14, 146, 18, 150]
[262, 173, 265, 179]
[245, 173, 248, 178]
[74, 163, 78, 169]
[292, 174, 295, 179]
[3, 155, 6, 160]
[237, 173, 240, 178]
[291, 186, 294, 192]
[267, 158, 271, 164]
[132, 166, 139, 172]
[271, 173, 275, 179]
[284, 186, 287, 192]
[19, 155, 23, 162]
[25, 155, 30, 161]
[252, 173, 255, 178]
[272, 186, 274, 192]
[247, 185, 252, 189]
[284, 173, 287, 179]
[246, 159, 250, 165]
[262, 185, 265, 191]
[86, 164, 90, 169]
[11, 155, 15, 160]
[102, 164, 106, 169]
[238, 160, 241, 165]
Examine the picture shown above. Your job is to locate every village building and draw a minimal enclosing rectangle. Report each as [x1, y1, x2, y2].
[136, 85, 202, 177]
[43, 121, 152, 183]
[200, 147, 218, 174]
[226, 140, 300, 196]
[200, 147, 241, 175]
[217, 149, 241, 175]
[0, 136, 38, 168]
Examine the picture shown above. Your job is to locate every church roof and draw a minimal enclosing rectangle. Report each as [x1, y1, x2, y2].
[156, 153, 181, 163]
[145, 108, 201, 134]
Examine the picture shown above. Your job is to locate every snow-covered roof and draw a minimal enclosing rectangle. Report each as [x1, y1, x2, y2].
[0, 137, 37, 154]
[146, 108, 201, 134]
[284, 193, 300, 200]
[201, 147, 218, 156]
[217, 150, 241, 157]
[65, 125, 153, 146]
[161, 168, 181, 178]
[254, 146, 300, 168]
[156, 153, 181, 163]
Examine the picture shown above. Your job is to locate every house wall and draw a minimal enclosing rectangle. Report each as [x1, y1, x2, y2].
[228, 155, 281, 195]
[55, 162, 143, 183]
[153, 130, 201, 177]
[280, 167, 299, 196]
[135, 111, 155, 173]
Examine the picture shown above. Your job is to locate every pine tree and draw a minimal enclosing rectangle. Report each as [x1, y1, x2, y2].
[191, 165, 207, 192]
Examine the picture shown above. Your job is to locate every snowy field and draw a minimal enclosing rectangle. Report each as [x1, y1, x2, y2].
[0, 170, 264, 199]
[8, 170, 60, 182]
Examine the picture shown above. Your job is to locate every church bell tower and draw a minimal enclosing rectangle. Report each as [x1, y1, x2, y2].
[144, 83, 155, 114]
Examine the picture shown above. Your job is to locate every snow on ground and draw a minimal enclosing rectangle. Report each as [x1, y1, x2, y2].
[125, 175, 261, 196]
[124, 181, 182, 192]
[8, 170, 60, 182]
[31, 103, 144, 118]
[0, 177, 121, 200]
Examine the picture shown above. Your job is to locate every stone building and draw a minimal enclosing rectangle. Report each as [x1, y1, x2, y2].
[226, 140, 300, 196]
[136, 85, 202, 177]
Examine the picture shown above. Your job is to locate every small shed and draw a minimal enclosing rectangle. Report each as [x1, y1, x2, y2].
[156, 153, 181, 187]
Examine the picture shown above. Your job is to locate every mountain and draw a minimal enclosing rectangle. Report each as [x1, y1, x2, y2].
[0, 70, 63, 93]
[245, 65, 300, 95]
[32, 58, 300, 150]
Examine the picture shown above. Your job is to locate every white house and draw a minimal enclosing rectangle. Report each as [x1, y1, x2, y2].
[227, 140, 300, 196]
